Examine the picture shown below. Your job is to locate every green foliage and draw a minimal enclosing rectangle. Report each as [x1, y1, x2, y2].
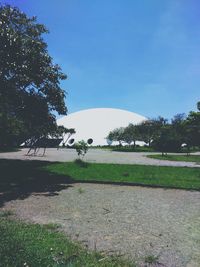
[122, 123, 140, 146]
[55, 126, 75, 146]
[144, 255, 159, 264]
[0, 5, 67, 148]
[0, 217, 134, 267]
[147, 154, 200, 163]
[107, 102, 200, 153]
[46, 162, 200, 191]
[107, 127, 125, 145]
[0, 210, 14, 217]
[78, 187, 85, 194]
[75, 140, 88, 158]
[112, 146, 154, 152]
[152, 125, 183, 153]
[184, 109, 200, 148]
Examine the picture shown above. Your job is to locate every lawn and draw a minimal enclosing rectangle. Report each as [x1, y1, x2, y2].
[46, 161, 200, 190]
[0, 212, 133, 267]
[147, 154, 200, 163]
[112, 146, 154, 152]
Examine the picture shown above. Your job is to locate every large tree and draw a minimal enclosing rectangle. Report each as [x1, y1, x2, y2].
[137, 117, 167, 146]
[0, 5, 67, 147]
[122, 123, 140, 147]
[184, 101, 200, 148]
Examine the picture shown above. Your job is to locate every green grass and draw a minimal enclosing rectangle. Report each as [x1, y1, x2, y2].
[0, 215, 134, 267]
[144, 255, 159, 264]
[147, 154, 200, 163]
[45, 161, 200, 191]
[111, 146, 154, 152]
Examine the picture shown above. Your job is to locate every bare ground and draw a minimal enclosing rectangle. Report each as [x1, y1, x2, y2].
[0, 148, 200, 167]
[2, 183, 200, 267]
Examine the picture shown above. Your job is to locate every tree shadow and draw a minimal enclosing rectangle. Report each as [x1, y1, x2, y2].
[0, 159, 74, 207]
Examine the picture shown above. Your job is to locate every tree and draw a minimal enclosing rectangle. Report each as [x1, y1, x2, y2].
[55, 126, 75, 146]
[107, 127, 125, 146]
[75, 140, 88, 159]
[184, 102, 200, 149]
[0, 5, 67, 148]
[137, 117, 167, 146]
[122, 123, 140, 147]
[152, 125, 183, 155]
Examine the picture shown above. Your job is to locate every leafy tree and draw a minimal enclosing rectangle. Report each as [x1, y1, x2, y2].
[137, 117, 167, 146]
[55, 126, 75, 146]
[122, 123, 140, 147]
[75, 140, 88, 159]
[152, 125, 183, 155]
[107, 127, 125, 146]
[0, 5, 67, 148]
[184, 101, 200, 149]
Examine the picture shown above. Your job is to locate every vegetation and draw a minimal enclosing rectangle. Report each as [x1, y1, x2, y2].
[147, 154, 200, 163]
[107, 102, 200, 154]
[75, 140, 89, 159]
[46, 162, 200, 191]
[112, 146, 154, 152]
[144, 255, 159, 264]
[0, 5, 67, 149]
[56, 126, 76, 147]
[0, 215, 134, 267]
[1, 158, 200, 209]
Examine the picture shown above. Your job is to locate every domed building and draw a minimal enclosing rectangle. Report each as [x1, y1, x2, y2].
[57, 108, 146, 146]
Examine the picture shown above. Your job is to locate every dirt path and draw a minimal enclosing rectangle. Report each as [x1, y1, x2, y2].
[0, 148, 200, 167]
[3, 184, 200, 267]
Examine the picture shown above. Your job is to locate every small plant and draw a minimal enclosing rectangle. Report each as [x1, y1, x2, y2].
[75, 140, 88, 159]
[144, 255, 159, 264]
[0, 210, 14, 217]
[78, 187, 85, 194]
[44, 223, 61, 231]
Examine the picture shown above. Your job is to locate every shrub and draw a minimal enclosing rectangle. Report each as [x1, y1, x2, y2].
[74, 140, 88, 159]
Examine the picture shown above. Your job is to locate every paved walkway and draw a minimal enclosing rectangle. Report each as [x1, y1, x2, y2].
[0, 148, 200, 167]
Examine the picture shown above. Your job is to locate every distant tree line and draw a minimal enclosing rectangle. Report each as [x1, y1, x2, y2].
[107, 102, 200, 154]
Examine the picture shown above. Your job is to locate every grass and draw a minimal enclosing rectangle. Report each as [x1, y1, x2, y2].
[45, 161, 200, 191]
[111, 146, 154, 152]
[144, 255, 159, 264]
[147, 154, 200, 163]
[0, 215, 134, 267]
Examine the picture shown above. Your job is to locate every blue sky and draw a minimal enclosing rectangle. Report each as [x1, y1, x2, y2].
[2, 0, 200, 119]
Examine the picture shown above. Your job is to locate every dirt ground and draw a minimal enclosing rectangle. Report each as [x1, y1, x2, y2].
[3, 183, 200, 267]
[0, 148, 200, 167]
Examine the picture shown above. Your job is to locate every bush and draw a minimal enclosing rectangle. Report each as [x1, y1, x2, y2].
[74, 140, 88, 159]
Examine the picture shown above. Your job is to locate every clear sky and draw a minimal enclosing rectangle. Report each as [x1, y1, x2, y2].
[2, 0, 200, 119]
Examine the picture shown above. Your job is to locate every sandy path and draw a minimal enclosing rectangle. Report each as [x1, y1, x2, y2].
[3, 184, 200, 267]
[0, 148, 200, 167]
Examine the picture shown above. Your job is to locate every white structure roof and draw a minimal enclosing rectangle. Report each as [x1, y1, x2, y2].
[57, 108, 146, 146]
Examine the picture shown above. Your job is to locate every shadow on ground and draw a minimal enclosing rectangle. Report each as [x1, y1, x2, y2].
[0, 159, 73, 207]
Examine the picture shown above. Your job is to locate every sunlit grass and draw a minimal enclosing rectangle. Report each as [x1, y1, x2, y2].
[46, 161, 200, 190]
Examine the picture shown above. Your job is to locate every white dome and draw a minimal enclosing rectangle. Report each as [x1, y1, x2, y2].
[57, 108, 147, 146]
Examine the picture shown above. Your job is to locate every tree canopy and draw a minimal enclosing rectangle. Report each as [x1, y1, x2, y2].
[0, 5, 67, 148]
[107, 102, 200, 153]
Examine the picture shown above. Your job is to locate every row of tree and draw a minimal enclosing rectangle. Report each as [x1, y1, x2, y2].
[107, 102, 200, 153]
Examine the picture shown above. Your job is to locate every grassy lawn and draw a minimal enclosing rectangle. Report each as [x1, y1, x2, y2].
[147, 154, 200, 163]
[111, 146, 154, 152]
[0, 213, 133, 267]
[46, 161, 200, 191]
